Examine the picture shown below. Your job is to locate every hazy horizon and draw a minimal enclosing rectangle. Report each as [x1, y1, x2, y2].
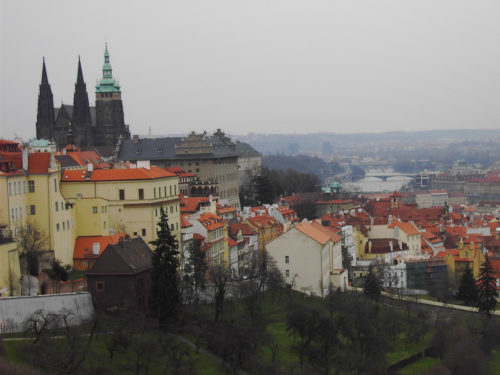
[2, 1, 500, 141]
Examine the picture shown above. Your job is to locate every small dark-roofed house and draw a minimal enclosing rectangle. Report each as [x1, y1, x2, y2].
[86, 237, 153, 316]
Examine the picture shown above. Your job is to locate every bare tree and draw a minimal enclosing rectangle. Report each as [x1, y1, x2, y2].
[15, 219, 48, 276]
[209, 264, 230, 323]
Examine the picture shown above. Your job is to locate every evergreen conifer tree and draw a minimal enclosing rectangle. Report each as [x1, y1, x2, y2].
[149, 208, 181, 326]
[477, 254, 498, 317]
[364, 270, 381, 302]
[456, 268, 478, 307]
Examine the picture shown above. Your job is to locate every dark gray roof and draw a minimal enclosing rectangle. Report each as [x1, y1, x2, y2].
[95, 146, 115, 158]
[55, 154, 80, 168]
[235, 141, 261, 156]
[88, 237, 153, 275]
[55, 104, 74, 120]
[117, 136, 240, 162]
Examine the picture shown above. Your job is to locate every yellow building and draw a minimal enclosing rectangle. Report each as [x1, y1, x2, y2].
[0, 150, 77, 295]
[60, 164, 180, 246]
[26, 153, 77, 266]
[437, 240, 485, 281]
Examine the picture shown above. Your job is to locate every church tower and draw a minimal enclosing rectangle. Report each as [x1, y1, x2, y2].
[36, 58, 55, 141]
[95, 44, 128, 147]
[72, 57, 93, 147]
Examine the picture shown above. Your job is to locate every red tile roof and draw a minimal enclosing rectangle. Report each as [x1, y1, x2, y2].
[229, 223, 258, 236]
[28, 152, 51, 174]
[166, 166, 196, 178]
[180, 196, 210, 213]
[198, 212, 224, 231]
[389, 221, 420, 236]
[73, 233, 127, 259]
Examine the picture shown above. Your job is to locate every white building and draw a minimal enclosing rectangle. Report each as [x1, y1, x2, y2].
[267, 220, 347, 296]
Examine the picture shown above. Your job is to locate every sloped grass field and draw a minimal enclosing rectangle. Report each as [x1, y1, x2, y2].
[4, 289, 489, 375]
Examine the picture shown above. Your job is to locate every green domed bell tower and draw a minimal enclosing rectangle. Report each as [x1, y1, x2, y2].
[95, 44, 128, 146]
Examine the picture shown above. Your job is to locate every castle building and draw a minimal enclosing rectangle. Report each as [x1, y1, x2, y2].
[36, 44, 130, 150]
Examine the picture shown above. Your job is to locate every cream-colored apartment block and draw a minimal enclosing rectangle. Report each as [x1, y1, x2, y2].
[61, 166, 180, 246]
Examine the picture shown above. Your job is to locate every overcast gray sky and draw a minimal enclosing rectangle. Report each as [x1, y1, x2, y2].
[1, 1, 500, 141]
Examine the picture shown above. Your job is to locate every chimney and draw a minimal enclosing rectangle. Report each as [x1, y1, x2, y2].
[22, 146, 28, 170]
[133, 134, 139, 143]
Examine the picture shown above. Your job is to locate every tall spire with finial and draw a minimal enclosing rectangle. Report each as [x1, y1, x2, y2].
[41, 57, 49, 85]
[72, 56, 92, 132]
[36, 57, 55, 140]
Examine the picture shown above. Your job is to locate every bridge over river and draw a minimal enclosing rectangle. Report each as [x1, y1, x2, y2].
[349, 168, 440, 188]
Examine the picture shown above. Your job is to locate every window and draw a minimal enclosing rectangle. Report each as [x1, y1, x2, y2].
[170, 206, 173, 214]
[82, 261, 88, 267]
[63, 222, 65, 230]
[286, 270, 290, 277]
[164, 186, 167, 197]
[14, 182, 17, 195]
[103, 222, 107, 229]
[23, 181, 26, 193]
[54, 178, 57, 192]
[96, 281, 104, 291]
[170, 224, 174, 231]
[8, 182, 12, 195]
[28, 180, 35, 193]
[196, 168, 200, 172]
[11, 209, 14, 220]
[154, 188, 157, 199]
[56, 223, 60, 232]
[92, 206, 98, 214]
[30, 205, 36, 215]
[119, 189, 125, 200]
[55, 202, 58, 211]
[138, 189, 144, 200]
[142, 229, 146, 236]
[285, 256, 289, 263]
[20, 206, 22, 218]
[170, 186, 172, 196]
[102, 206, 105, 213]
[67, 220, 69, 229]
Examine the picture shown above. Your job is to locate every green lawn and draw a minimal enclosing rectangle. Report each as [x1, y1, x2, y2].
[397, 357, 440, 374]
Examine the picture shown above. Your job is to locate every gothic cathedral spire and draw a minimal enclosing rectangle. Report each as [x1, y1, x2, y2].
[72, 56, 92, 128]
[36, 57, 55, 141]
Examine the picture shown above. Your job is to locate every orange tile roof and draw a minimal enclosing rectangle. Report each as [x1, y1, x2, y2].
[27, 152, 52, 174]
[198, 212, 224, 231]
[216, 203, 236, 214]
[73, 233, 127, 259]
[180, 216, 192, 228]
[421, 230, 441, 244]
[229, 223, 258, 236]
[389, 221, 420, 236]
[310, 222, 342, 243]
[180, 196, 210, 213]
[0, 151, 23, 170]
[295, 221, 330, 245]
[62, 166, 177, 181]
[166, 166, 196, 177]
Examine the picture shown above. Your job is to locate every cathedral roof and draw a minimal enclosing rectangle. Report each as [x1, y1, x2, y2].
[117, 136, 240, 162]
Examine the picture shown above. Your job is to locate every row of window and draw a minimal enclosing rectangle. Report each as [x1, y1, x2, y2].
[154, 205, 178, 216]
[215, 173, 238, 183]
[92, 206, 108, 214]
[119, 185, 178, 201]
[56, 220, 74, 231]
[8, 180, 35, 195]
[11, 205, 36, 219]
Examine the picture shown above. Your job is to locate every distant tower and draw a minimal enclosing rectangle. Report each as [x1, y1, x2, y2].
[36, 58, 55, 140]
[72, 56, 92, 147]
[95, 43, 128, 147]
